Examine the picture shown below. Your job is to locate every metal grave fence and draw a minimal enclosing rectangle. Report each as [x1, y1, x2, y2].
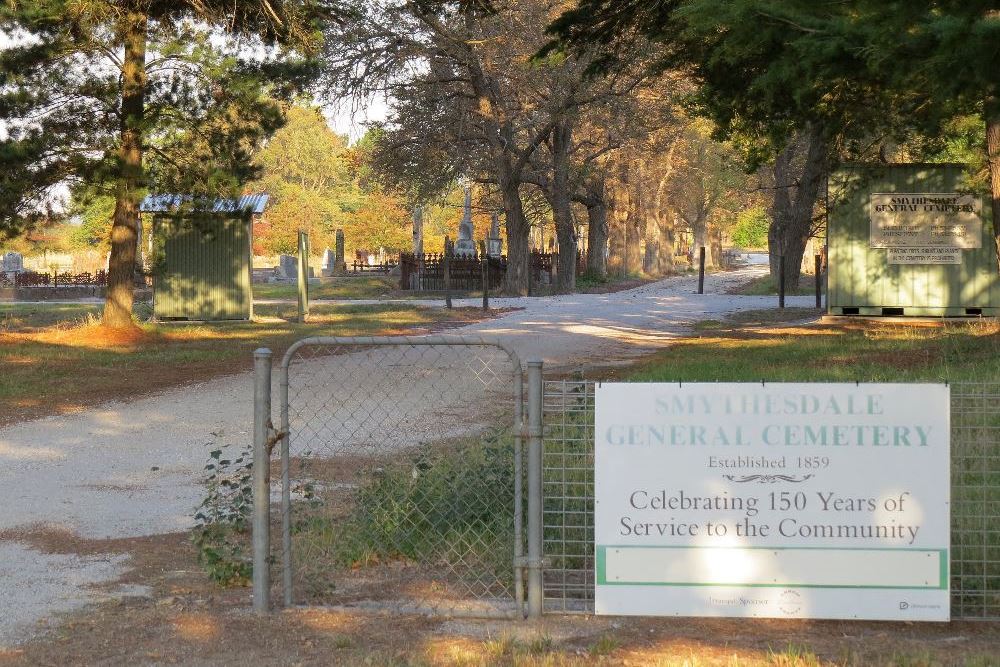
[252, 336, 530, 617]
[541, 380, 1000, 621]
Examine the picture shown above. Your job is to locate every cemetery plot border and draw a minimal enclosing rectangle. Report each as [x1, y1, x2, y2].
[540, 379, 1000, 621]
[252, 336, 529, 618]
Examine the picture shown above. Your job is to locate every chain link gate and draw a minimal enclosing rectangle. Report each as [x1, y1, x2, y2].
[541, 380, 1000, 620]
[252, 336, 533, 617]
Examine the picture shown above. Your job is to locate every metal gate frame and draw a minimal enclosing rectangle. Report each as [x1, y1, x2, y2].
[250, 336, 547, 618]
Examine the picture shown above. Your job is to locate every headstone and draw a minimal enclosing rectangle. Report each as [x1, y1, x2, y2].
[321, 247, 336, 277]
[1, 252, 23, 273]
[453, 185, 477, 256]
[487, 213, 503, 257]
[412, 206, 424, 255]
[277, 254, 297, 281]
[334, 229, 347, 273]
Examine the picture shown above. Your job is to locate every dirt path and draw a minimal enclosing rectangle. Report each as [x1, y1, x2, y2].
[0, 266, 814, 648]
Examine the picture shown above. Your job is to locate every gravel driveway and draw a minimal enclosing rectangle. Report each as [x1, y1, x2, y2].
[0, 265, 813, 646]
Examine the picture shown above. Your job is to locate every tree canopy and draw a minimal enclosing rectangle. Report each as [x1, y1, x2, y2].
[0, 0, 328, 326]
[549, 1, 1000, 274]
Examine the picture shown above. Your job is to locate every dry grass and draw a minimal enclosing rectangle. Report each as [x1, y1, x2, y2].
[0, 304, 506, 427]
[632, 317, 1000, 384]
[0, 523, 996, 667]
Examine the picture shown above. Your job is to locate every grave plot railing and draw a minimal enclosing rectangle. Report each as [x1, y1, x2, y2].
[7, 270, 108, 287]
[541, 379, 1000, 621]
[252, 336, 534, 618]
[399, 253, 506, 291]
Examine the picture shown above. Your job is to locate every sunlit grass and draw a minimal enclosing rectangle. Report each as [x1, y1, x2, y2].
[252, 276, 402, 301]
[732, 273, 822, 297]
[632, 318, 1000, 383]
[0, 302, 488, 424]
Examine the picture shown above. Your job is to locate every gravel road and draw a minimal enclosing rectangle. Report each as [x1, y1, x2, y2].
[0, 265, 813, 647]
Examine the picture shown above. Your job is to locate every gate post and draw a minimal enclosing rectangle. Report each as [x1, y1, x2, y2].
[297, 230, 310, 322]
[252, 348, 273, 613]
[697, 246, 706, 294]
[526, 359, 544, 619]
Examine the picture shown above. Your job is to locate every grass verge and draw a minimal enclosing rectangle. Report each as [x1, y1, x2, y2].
[253, 276, 401, 300]
[730, 273, 823, 297]
[0, 302, 497, 426]
[630, 317, 1000, 383]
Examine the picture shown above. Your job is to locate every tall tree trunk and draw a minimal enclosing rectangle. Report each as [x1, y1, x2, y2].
[584, 177, 608, 278]
[550, 122, 576, 291]
[607, 176, 627, 274]
[104, 11, 147, 329]
[987, 105, 1000, 272]
[768, 126, 826, 290]
[650, 169, 674, 275]
[709, 224, 723, 267]
[624, 173, 643, 276]
[691, 214, 712, 268]
[657, 216, 675, 274]
[500, 173, 530, 295]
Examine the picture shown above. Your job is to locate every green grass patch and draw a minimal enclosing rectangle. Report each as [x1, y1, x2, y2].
[253, 276, 490, 301]
[0, 302, 488, 425]
[252, 276, 402, 301]
[727, 307, 824, 326]
[0, 303, 104, 331]
[732, 273, 822, 296]
[290, 430, 517, 601]
[631, 319, 1000, 383]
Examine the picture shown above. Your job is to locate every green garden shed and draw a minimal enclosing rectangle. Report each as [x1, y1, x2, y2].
[141, 194, 268, 321]
[827, 164, 999, 317]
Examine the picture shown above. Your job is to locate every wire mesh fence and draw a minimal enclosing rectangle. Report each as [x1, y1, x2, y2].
[273, 336, 525, 617]
[951, 383, 1000, 619]
[542, 379, 1000, 620]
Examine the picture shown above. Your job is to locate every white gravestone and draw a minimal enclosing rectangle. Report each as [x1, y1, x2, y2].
[2, 252, 24, 273]
[276, 254, 297, 281]
[321, 248, 336, 277]
[454, 186, 477, 256]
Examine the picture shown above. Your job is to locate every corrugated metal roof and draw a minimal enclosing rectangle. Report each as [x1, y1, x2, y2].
[140, 193, 269, 215]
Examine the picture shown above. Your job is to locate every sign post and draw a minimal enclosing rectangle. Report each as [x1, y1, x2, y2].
[594, 382, 950, 621]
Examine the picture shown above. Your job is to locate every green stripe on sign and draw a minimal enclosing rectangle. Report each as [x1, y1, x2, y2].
[595, 545, 949, 590]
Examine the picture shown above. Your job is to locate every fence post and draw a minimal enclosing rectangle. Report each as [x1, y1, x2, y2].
[297, 230, 309, 323]
[526, 359, 544, 620]
[778, 254, 786, 309]
[482, 256, 490, 311]
[814, 254, 822, 310]
[444, 251, 453, 309]
[697, 246, 706, 294]
[252, 348, 273, 614]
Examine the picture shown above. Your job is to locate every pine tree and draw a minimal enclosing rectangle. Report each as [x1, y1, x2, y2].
[0, 1, 330, 327]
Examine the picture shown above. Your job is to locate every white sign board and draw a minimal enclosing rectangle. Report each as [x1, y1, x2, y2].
[870, 193, 981, 249]
[887, 247, 962, 265]
[594, 383, 950, 621]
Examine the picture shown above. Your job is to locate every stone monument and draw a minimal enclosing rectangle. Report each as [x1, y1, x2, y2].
[2, 251, 24, 273]
[321, 247, 336, 277]
[453, 186, 477, 256]
[487, 213, 503, 257]
[277, 254, 297, 281]
[412, 206, 424, 256]
[334, 229, 347, 273]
